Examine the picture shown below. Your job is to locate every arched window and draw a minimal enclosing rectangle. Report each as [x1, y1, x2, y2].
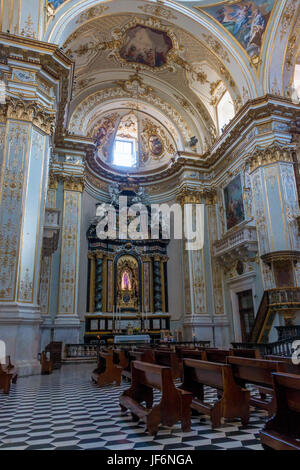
[217, 91, 235, 133]
[293, 63, 300, 101]
[113, 113, 138, 168]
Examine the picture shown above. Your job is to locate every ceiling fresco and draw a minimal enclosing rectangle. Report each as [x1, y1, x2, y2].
[119, 25, 173, 68]
[196, 0, 276, 58]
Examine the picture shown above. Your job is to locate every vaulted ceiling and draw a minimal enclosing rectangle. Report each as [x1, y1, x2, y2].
[44, 0, 299, 181]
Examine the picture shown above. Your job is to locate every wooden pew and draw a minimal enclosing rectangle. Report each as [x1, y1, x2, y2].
[260, 372, 300, 450]
[202, 348, 230, 364]
[120, 360, 192, 435]
[40, 351, 53, 375]
[0, 363, 13, 394]
[92, 351, 122, 387]
[229, 348, 262, 359]
[2, 356, 18, 384]
[265, 355, 300, 375]
[113, 349, 129, 369]
[154, 349, 182, 380]
[180, 358, 250, 427]
[122, 349, 154, 381]
[227, 356, 287, 415]
[177, 349, 205, 361]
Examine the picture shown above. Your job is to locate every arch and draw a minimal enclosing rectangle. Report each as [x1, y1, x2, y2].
[44, 0, 257, 100]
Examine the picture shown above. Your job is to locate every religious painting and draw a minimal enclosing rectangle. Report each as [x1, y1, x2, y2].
[149, 135, 163, 156]
[121, 269, 132, 291]
[224, 175, 245, 230]
[116, 256, 139, 310]
[199, 0, 276, 57]
[119, 25, 173, 68]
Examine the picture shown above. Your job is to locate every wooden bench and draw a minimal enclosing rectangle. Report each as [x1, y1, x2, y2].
[154, 349, 182, 380]
[92, 351, 122, 387]
[0, 363, 13, 394]
[120, 360, 192, 435]
[2, 356, 18, 384]
[177, 349, 205, 361]
[202, 348, 230, 364]
[260, 372, 300, 450]
[122, 349, 154, 381]
[40, 351, 53, 375]
[113, 349, 129, 369]
[265, 355, 300, 375]
[227, 356, 287, 415]
[229, 348, 262, 359]
[180, 358, 250, 427]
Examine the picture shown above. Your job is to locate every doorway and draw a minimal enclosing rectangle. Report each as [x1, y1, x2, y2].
[237, 289, 255, 342]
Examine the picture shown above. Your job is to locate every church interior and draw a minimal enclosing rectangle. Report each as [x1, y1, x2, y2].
[0, 0, 300, 452]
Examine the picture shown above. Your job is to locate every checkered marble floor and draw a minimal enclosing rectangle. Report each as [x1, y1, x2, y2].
[0, 363, 267, 450]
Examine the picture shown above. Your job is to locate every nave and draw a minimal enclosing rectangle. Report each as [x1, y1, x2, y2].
[0, 364, 266, 451]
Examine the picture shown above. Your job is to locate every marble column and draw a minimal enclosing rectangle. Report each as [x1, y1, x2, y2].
[0, 109, 52, 375]
[95, 253, 103, 312]
[54, 175, 84, 344]
[153, 256, 162, 313]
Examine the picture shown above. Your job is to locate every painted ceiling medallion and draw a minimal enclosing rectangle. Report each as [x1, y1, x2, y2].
[119, 25, 173, 68]
[196, 0, 276, 59]
[103, 17, 183, 73]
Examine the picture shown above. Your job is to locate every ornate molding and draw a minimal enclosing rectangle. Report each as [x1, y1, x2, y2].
[42, 208, 61, 258]
[176, 186, 215, 205]
[3, 98, 56, 134]
[214, 225, 258, 266]
[246, 143, 294, 173]
[261, 251, 300, 266]
[63, 176, 85, 193]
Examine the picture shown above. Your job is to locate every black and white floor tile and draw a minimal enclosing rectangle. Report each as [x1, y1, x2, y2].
[0, 364, 267, 450]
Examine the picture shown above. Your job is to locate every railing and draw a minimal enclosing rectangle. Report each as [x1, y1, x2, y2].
[268, 287, 300, 305]
[250, 287, 300, 343]
[276, 325, 300, 340]
[65, 344, 98, 358]
[214, 225, 257, 257]
[232, 335, 300, 357]
[65, 341, 211, 357]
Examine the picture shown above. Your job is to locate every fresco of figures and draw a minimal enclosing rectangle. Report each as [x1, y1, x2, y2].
[224, 175, 245, 230]
[120, 25, 173, 68]
[200, 0, 275, 57]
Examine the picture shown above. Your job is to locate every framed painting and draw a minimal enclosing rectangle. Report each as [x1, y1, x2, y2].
[224, 174, 245, 230]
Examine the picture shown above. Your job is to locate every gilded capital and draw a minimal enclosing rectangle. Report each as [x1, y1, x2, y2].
[6, 97, 56, 135]
[177, 187, 203, 205]
[247, 143, 294, 173]
[63, 176, 85, 193]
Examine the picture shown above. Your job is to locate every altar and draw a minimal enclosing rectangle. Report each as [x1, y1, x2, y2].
[84, 313, 171, 344]
[84, 185, 171, 345]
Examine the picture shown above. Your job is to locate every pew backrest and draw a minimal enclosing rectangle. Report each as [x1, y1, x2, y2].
[265, 355, 300, 374]
[229, 348, 261, 359]
[203, 349, 230, 363]
[131, 360, 171, 392]
[227, 356, 287, 387]
[272, 372, 300, 414]
[183, 358, 228, 390]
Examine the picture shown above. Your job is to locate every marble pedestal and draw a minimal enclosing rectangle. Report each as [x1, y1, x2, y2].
[183, 314, 231, 348]
[0, 303, 42, 376]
